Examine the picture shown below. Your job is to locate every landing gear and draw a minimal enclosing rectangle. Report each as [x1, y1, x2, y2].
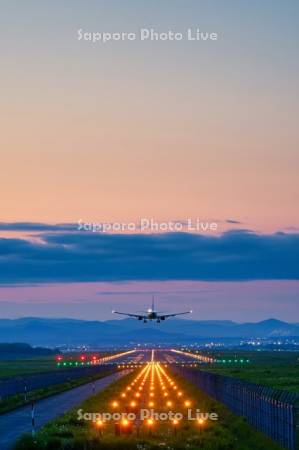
[143, 319, 147, 323]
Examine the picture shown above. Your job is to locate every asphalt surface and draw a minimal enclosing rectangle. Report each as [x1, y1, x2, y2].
[0, 370, 129, 450]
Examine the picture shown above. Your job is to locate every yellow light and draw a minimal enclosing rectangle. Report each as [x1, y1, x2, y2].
[173, 419, 179, 426]
[122, 419, 129, 426]
[166, 401, 172, 407]
[121, 393, 126, 398]
[149, 401, 154, 407]
[135, 392, 140, 398]
[164, 392, 168, 397]
[112, 401, 118, 408]
[198, 418, 205, 425]
[130, 401, 136, 407]
[147, 419, 154, 426]
[127, 387, 131, 391]
[150, 392, 154, 397]
[96, 419, 103, 427]
[184, 400, 191, 407]
[177, 392, 182, 396]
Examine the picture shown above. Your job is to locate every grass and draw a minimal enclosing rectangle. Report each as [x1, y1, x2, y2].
[14, 365, 283, 450]
[0, 357, 57, 378]
[196, 351, 299, 392]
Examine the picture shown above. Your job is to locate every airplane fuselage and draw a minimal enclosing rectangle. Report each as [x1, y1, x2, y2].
[112, 299, 191, 323]
[136, 310, 165, 322]
[148, 311, 157, 320]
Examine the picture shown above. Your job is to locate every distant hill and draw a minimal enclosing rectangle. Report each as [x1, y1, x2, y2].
[0, 342, 59, 359]
[0, 317, 298, 346]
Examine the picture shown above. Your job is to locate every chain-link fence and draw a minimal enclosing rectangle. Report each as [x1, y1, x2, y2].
[174, 366, 298, 450]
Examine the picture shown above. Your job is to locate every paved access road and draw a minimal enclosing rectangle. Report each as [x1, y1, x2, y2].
[0, 370, 129, 450]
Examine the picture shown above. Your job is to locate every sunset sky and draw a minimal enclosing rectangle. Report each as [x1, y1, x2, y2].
[1, 1, 298, 321]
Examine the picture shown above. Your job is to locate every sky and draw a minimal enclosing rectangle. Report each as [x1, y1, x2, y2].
[0, 1, 298, 322]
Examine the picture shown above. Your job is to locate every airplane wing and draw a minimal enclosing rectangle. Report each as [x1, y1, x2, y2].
[158, 310, 192, 319]
[112, 310, 146, 319]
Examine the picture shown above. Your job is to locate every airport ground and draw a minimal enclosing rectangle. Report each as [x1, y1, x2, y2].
[0, 351, 120, 378]
[1, 349, 297, 449]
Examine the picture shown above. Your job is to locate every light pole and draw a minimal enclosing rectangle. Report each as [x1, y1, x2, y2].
[172, 419, 179, 436]
[95, 419, 104, 437]
[147, 419, 154, 436]
[197, 418, 205, 434]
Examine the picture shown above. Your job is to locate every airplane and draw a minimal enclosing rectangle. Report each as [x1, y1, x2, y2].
[112, 297, 192, 323]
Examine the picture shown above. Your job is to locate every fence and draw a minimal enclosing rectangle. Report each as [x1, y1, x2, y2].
[173, 366, 298, 450]
[0, 364, 117, 399]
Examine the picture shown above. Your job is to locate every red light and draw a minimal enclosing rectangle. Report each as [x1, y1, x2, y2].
[80, 355, 86, 361]
[56, 355, 63, 361]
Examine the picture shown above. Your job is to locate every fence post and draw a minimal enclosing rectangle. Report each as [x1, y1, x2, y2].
[31, 401, 35, 437]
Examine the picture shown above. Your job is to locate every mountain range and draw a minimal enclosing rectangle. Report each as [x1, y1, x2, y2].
[0, 317, 298, 346]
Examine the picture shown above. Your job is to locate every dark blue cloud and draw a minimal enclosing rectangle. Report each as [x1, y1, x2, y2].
[0, 222, 76, 232]
[226, 219, 242, 224]
[0, 229, 298, 284]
